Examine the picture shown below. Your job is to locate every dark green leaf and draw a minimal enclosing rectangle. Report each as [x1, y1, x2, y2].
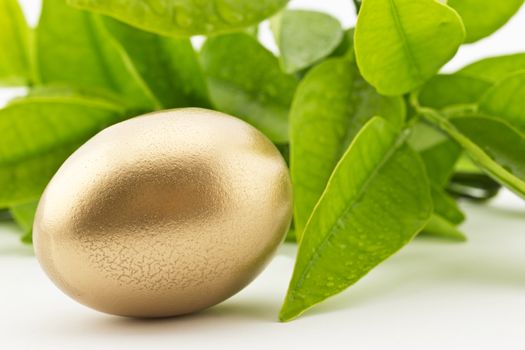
[290, 57, 405, 237]
[0, 209, 12, 222]
[457, 53, 525, 83]
[68, 0, 288, 37]
[354, 0, 465, 95]
[271, 10, 343, 73]
[448, 172, 501, 201]
[447, 0, 524, 43]
[0, 91, 126, 206]
[200, 33, 297, 143]
[0, 0, 33, 86]
[280, 117, 432, 321]
[36, 0, 158, 110]
[102, 18, 210, 109]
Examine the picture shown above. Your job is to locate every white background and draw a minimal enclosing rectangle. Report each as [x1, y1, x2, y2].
[2, 1, 525, 349]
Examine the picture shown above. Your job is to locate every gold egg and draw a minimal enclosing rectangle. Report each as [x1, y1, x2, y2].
[33, 108, 292, 317]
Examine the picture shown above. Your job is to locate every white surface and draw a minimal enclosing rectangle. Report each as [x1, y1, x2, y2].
[1, 194, 525, 350]
[2, 1, 525, 349]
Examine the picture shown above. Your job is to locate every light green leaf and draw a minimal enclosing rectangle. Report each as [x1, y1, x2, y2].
[479, 71, 525, 133]
[200, 33, 297, 143]
[280, 117, 432, 321]
[10, 201, 38, 244]
[271, 10, 343, 73]
[428, 113, 525, 198]
[422, 215, 466, 242]
[36, 0, 158, 110]
[0, 0, 32, 86]
[68, 0, 288, 37]
[0, 91, 126, 207]
[290, 57, 405, 237]
[457, 53, 525, 83]
[418, 75, 492, 110]
[102, 18, 210, 109]
[447, 0, 524, 43]
[355, 0, 465, 95]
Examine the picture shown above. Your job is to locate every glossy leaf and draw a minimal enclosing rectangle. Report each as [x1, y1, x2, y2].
[457, 53, 525, 83]
[479, 71, 525, 133]
[200, 33, 297, 143]
[102, 18, 210, 109]
[432, 113, 525, 198]
[36, 0, 158, 110]
[290, 58, 405, 237]
[418, 75, 492, 110]
[68, 0, 288, 37]
[0, 92, 125, 207]
[280, 117, 432, 321]
[447, 0, 524, 43]
[0, 0, 32, 86]
[271, 10, 343, 73]
[354, 0, 465, 95]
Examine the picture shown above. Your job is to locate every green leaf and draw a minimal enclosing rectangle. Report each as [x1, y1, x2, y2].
[447, 0, 524, 43]
[329, 29, 356, 59]
[418, 75, 492, 110]
[271, 10, 343, 73]
[0, 209, 11, 222]
[448, 172, 501, 201]
[0, 0, 33, 86]
[354, 0, 465, 95]
[280, 117, 432, 321]
[431, 185, 465, 225]
[427, 112, 525, 199]
[410, 124, 465, 241]
[36, 0, 158, 110]
[10, 201, 38, 244]
[409, 122, 461, 186]
[102, 18, 210, 109]
[421, 215, 466, 242]
[479, 71, 525, 133]
[68, 0, 288, 37]
[0, 91, 126, 207]
[290, 57, 405, 237]
[200, 33, 297, 143]
[457, 53, 525, 83]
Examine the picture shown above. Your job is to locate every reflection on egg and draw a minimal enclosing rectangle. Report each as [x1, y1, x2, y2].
[34, 108, 292, 317]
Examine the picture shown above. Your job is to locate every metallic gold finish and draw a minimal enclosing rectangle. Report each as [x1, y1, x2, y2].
[33, 108, 292, 318]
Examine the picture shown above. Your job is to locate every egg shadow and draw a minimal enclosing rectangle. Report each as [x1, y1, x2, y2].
[67, 296, 280, 338]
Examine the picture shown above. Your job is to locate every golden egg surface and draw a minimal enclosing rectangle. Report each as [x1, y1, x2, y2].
[33, 108, 292, 317]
